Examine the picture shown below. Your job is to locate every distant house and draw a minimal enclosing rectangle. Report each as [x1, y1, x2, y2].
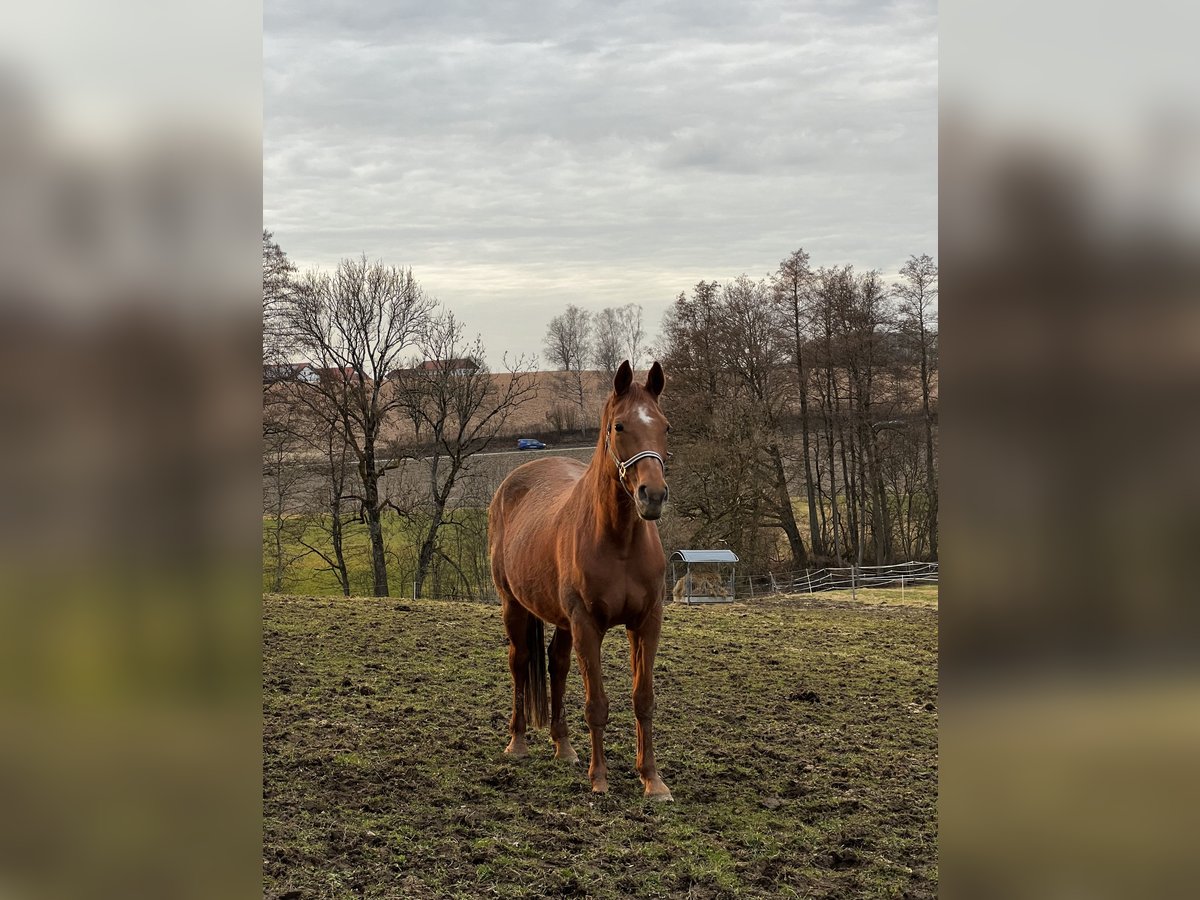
[384, 359, 481, 381]
[384, 360, 477, 381]
[312, 365, 366, 385]
[419, 358, 481, 376]
[263, 362, 320, 385]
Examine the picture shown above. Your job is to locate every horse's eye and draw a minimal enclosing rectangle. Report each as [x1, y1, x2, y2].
[614, 423, 624, 432]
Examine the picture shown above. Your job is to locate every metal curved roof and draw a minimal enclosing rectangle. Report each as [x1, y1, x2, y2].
[669, 549, 739, 563]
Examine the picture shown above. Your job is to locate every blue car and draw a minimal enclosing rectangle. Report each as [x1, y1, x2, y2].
[517, 438, 546, 450]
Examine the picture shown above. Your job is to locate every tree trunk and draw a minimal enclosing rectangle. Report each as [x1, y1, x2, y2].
[270, 521, 285, 593]
[853, 430, 870, 562]
[799, 394, 822, 559]
[414, 504, 445, 597]
[835, 394, 857, 562]
[824, 368, 844, 566]
[920, 326, 938, 560]
[360, 442, 389, 597]
[861, 421, 889, 565]
[574, 370, 587, 435]
[414, 447, 457, 596]
[330, 502, 350, 596]
[812, 432, 830, 555]
[790, 298, 824, 558]
[365, 501, 388, 596]
[768, 443, 806, 569]
[415, 462, 451, 597]
[269, 475, 286, 592]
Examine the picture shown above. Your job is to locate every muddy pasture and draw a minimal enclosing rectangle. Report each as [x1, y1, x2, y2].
[264, 589, 937, 898]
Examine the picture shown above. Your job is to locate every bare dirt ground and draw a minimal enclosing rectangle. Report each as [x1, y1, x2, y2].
[263, 589, 938, 898]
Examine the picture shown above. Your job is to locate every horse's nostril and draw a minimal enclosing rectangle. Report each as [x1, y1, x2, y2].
[637, 484, 648, 499]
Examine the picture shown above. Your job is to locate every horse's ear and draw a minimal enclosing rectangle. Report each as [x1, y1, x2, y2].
[613, 360, 633, 395]
[645, 361, 664, 399]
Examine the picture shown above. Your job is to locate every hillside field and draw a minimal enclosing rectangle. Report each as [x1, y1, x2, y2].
[264, 587, 938, 898]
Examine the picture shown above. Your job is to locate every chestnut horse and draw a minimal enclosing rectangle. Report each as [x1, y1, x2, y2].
[488, 360, 672, 800]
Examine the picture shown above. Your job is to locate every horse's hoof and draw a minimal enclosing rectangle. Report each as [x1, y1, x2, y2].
[642, 776, 673, 801]
[504, 739, 529, 758]
[556, 748, 580, 764]
[590, 777, 609, 794]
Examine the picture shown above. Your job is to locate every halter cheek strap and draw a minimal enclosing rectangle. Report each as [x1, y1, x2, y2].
[605, 435, 665, 496]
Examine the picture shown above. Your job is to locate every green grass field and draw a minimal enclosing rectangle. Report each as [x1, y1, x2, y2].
[263, 509, 491, 597]
[263, 502, 934, 599]
[264, 587, 938, 898]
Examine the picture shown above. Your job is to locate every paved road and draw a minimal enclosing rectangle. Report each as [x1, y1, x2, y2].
[378, 444, 592, 466]
[269, 444, 597, 511]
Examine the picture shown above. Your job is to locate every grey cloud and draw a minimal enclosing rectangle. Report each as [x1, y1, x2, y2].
[265, 0, 936, 365]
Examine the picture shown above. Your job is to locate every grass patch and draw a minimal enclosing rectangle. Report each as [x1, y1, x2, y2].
[781, 584, 939, 609]
[263, 508, 491, 597]
[264, 591, 937, 898]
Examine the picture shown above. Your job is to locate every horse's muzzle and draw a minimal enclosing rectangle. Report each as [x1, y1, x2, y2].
[636, 484, 668, 520]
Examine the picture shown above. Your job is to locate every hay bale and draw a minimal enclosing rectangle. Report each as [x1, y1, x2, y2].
[672, 571, 729, 602]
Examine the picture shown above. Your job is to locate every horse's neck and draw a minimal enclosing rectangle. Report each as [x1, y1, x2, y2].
[580, 453, 639, 544]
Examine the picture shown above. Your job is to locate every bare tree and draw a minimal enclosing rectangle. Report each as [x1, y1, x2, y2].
[262, 395, 308, 592]
[659, 276, 808, 571]
[395, 312, 537, 596]
[618, 303, 645, 370]
[653, 253, 936, 579]
[590, 303, 646, 376]
[543, 304, 593, 427]
[262, 230, 297, 387]
[858, 269, 895, 565]
[821, 267, 900, 566]
[294, 413, 359, 596]
[810, 266, 849, 564]
[543, 304, 592, 372]
[896, 253, 939, 560]
[262, 230, 300, 465]
[658, 281, 723, 417]
[286, 255, 437, 596]
[718, 276, 808, 570]
[592, 307, 624, 377]
[773, 248, 825, 559]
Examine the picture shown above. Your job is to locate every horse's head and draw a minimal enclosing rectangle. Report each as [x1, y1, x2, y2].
[605, 360, 670, 521]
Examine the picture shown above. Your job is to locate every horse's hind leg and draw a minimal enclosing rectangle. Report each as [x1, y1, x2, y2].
[548, 626, 578, 763]
[500, 595, 531, 757]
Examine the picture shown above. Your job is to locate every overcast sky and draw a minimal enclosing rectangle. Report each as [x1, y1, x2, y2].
[264, 0, 937, 368]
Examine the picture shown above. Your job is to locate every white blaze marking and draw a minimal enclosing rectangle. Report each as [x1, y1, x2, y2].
[637, 405, 654, 426]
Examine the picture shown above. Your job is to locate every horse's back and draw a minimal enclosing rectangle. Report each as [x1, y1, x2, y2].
[489, 457, 586, 615]
[489, 457, 585, 532]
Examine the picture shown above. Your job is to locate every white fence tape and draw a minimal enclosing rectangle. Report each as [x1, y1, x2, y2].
[754, 560, 938, 596]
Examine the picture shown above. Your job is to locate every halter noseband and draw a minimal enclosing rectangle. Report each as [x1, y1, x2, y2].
[605, 433, 665, 496]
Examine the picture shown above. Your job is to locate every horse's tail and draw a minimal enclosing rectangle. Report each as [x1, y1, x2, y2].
[524, 616, 550, 730]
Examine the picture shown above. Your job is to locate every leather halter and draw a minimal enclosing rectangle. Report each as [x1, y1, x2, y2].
[605, 433, 665, 498]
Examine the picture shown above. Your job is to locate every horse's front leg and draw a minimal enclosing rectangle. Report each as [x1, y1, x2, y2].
[570, 613, 609, 793]
[628, 612, 672, 801]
